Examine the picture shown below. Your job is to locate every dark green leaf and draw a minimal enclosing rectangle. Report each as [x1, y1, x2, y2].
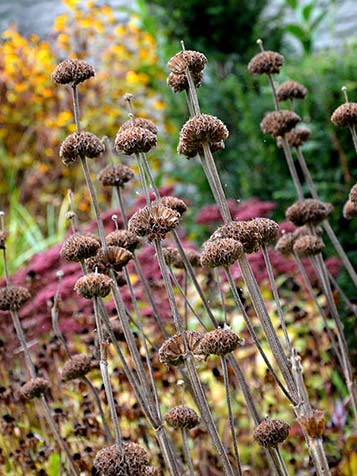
[284, 23, 307, 42]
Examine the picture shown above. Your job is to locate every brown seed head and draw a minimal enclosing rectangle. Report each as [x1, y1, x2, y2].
[93, 442, 149, 476]
[0, 230, 8, 249]
[200, 238, 243, 268]
[61, 354, 92, 381]
[128, 204, 180, 241]
[164, 405, 200, 429]
[248, 51, 284, 75]
[198, 328, 242, 356]
[159, 331, 204, 366]
[162, 247, 184, 268]
[97, 164, 134, 187]
[343, 200, 357, 219]
[298, 410, 325, 438]
[92, 246, 133, 272]
[185, 248, 201, 267]
[52, 58, 95, 85]
[286, 199, 333, 226]
[21, 378, 50, 400]
[277, 127, 311, 148]
[293, 225, 322, 240]
[167, 71, 203, 93]
[74, 273, 112, 299]
[0, 286, 31, 311]
[253, 418, 290, 448]
[251, 218, 279, 246]
[275, 233, 296, 256]
[115, 127, 157, 155]
[106, 230, 140, 252]
[160, 196, 188, 216]
[260, 110, 301, 137]
[293, 235, 325, 257]
[211, 221, 261, 254]
[60, 131, 104, 165]
[60, 233, 100, 262]
[349, 183, 357, 203]
[331, 102, 357, 127]
[120, 118, 158, 136]
[167, 50, 207, 74]
[143, 467, 161, 476]
[276, 80, 307, 102]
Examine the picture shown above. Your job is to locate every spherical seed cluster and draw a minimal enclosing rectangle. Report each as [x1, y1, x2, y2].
[0, 230, 8, 249]
[349, 183, 357, 203]
[275, 233, 295, 256]
[60, 131, 104, 166]
[252, 218, 279, 246]
[0, 286, 31, 311]
[277, 127, 311, 148]
[167, 71, 203, 93]
[253, 418, 290, 448]
[293, 225, 322, 239]
[167, 50, 207, 74]
[343, 200, 357, 219]
[293, 235, 325, 257]
[60, 233, 100, 262]
[97, 246, 134, 271]
[164, 405, 200, 429]
[61, 354, 92, 381]
[160, 196, 188, 216]
[51, 58, 95, 85]
[211, 221, 261, 254]
[185, 249, 201, 267]
[159, 331, 204, 366]
[198, 328, 242, 356]
[74, 273, 112, 299]
[298, 410, 325, 438]
[200, 238, 243, 268]
[97, 164, 134, 187]
[21, 378, 50, 400]
[106, 230, 140, 252]
[331, 102, 357, 127]
[120, 118, 158, 136]
[276, 80, 307, 102]
[260, 110, 301, 138]
[114, 127, 157, 155]
[286, 199, 333, 226]
[162, 247, 184, 268]
[247, 51, 284, 75]
[128, 204, 180, 241]
[93, 442, 149, 476]
[143, 467, 161, 476]
[178, 114, 229, 158]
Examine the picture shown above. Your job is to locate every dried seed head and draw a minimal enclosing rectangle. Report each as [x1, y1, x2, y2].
[275, 233, 295, 256]
[162, 247, 184, 268]
[93, 442, 149, 476]
[200, 238, 243, 268]
[293, 235, 325, 257]
[120, 118, 158, 136]
[52, 58, 95, 85]
[247, 51, 284, 75]
[106, 230, 140, 252]
[164, 405, 200, 429]
[253, 418, 290, 448]
[0, 286, 31, 311]
[343, 200, 357, 219]
[251, 218, 279, 246]
[0, 230, 8, 249]
[128, 204, 180, 241]
[61, 354, 92, 381]
[167, 71, 203, 93]
[178, 114, 229, 158]
[167, 50, 207, 74]
[74, 273, 112, 299]
[102, 319, 125, 342]
[21, 378, 50, 400]
[160, 196, 188, 216]
[198, 328, 242, 356]
[293, 225, 322, 240]
[179, 140, 225, 159]
[114, 127, 157, 155]
[143, 467, 161, 476]
[60, 233, 100, 262]
[277, 127, 311, 148]
[349, 183, 357, 203]
[60, 131, 104, 166]
[92, 246, 133, 272]
[211, 221, 261, 254]
[97, 164, 134, 187]
[298, 410, 325, 438]
[286, 199, 333, 226]
[185, 248, 201, 267]
[276, 80, 307, 102]
[331, 102, 357, 127]
[260, 110, 301, 137]
[159, 331, 204, 366]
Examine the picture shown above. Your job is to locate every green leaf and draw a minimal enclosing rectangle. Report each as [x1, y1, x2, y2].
[285, 0, 298, 9]
[47, 453, 61, 476]
[311, 10, 327, 30]
[302, 1, 315, 22]
[284, 23, 307, 42]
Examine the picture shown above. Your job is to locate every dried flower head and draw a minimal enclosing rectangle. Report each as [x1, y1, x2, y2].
[293, 225, 322, 240]
[52, 58, 95, 85]
[0, 286, 31, 311]
[167, 50, 207, 74]
[74, 273, 112, 299]
[185, 249, 201, 267]
[198, 328, 242, 356]
[293, 235, 325, 257]
[159, 331, 204, 366]
[251, 218, 279, 246]
[253, 418, 290, 448]
[200, 238, 243, 268]
[286, 199, 333, 226]
[331, 102, 357, 127]
[106, 230, 140, 252]
[211, 221, 261, 254]
[0, 230, 8, 249]
[120, 118, 158, 136]
[96, 246, 134, 271]
[247, 51, 284, 75]
[298, 410, 325, 438]
[277, 127, 311, 148]
[102, 319, 125, 342]
[160, 196, 188, 216]
[260, 110, 301, 137]
[162, 247, 183, 268]
[60, 131, 104, 165]
[114, 127, 157, 155]
[60, 233, 100, 262]
[21, 378, 50, 400]
[276, 80, 307, 102]
[275, 233, 295, 256]
[143, 467, 161, 476]
[61, 354, 92, 381]
[343, 200, 357, 219]
[349, 183, 357, 203]
[97, 164, 134, 187]
[128, 204, 180, 241]
[167, 71, 203, 93]
[164, 405, 200, 429]
[93, 442, 149, 476]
